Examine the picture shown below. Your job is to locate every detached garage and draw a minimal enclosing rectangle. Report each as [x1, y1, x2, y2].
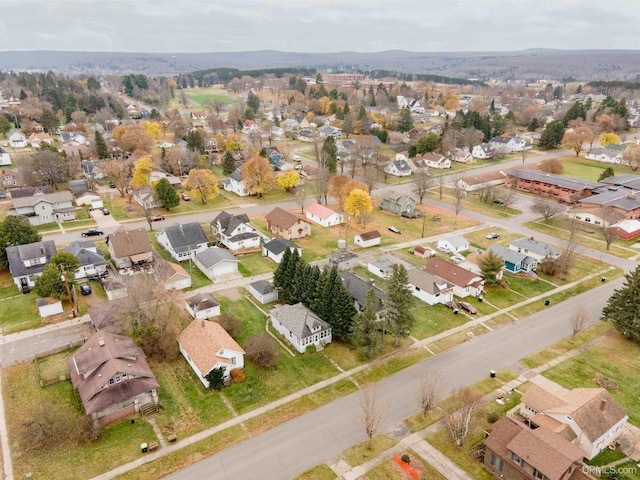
[37, 297, 63, 318]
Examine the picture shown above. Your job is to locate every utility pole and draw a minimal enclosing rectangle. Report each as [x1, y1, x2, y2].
[60, 264, 76, 317]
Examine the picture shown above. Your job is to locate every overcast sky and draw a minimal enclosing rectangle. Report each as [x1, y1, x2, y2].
[1, 0, 638, 53]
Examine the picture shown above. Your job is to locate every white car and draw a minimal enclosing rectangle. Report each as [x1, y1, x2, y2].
[450, 254, 465, 264]
[293, 155, 302, 162]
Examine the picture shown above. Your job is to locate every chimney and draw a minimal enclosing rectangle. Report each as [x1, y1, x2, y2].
[40, 246, 45, 254]
[369, 279, 375, 287]
[98, 337, 105, 347]
[600, 399, 607, 412]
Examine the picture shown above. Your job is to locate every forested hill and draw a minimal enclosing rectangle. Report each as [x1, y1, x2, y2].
[0, 49, 638, 82]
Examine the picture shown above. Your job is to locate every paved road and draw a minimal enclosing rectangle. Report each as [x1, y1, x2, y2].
[165, 277, 620, 480]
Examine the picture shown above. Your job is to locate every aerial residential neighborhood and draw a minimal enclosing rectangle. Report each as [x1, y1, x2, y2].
[0, 5, 639, 480]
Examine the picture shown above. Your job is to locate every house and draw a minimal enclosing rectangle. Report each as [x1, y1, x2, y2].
[28, 132, 54, 147]
[10, 191, 76, 225]
[489, 136, 532, 154]
[520, 385, 628, 459]
[0, 170, 20, 189]
[9, 185, 53, 198]
[487, 245, 536, 274]
[248, 280, 279, 304]
[367, 254, 415, 279]
[68, 179, 89, 193]
[156, 261, 192, 290]
[59, 131, 87, 145]
[282, 118, 299, 131]
[156, 222, 209, 262]
[0, 147, 11, 166]
[407, 269, 454, 305]
[327, 249, 359, 271]
[472, 143, 497, 159]
[380, 191, 417, 217]
[8, 131, 26, 148]
[6, 240, 57, 291]
[508, 169, 604, 204]
[223, 168, 250, 197]
[341, 272, 384, 313]
[483, 416, 589, 480]
[81, 159, 105, 179]
[194, 247, 239, 281]
[265, 207, 312, 240]
[421, 152, 451, 169]
[132, 187, 160, 209]
[585, 145, 627, 164]
[210, 211, 261, 253]
[437, 235, 469, 254]
[74, 190, 103, 209]
[179, 320, 245, 387]
[185, 292, 220, 319]
[384, 159, 413, 177]
[509, 238, 560, 261]
[270, 303, 332, 354]
[67, 332, 159, 426]
[423, 258, 484, 298]
[107, 227, 154, 269]
[451, 148, 474, 164]
[457, 171, 506, 192]
[61, 241, 108, 280]
[354, 230, 381, 248]
[305, 202, 344, 227]
[149, 171, 182, 189]
[262, 238, 302, 264]
[318, 125, 342, 139]
[37, 297, 63, 318]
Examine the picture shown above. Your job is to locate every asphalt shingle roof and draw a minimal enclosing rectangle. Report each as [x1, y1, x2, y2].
[160, 222, 208, 253]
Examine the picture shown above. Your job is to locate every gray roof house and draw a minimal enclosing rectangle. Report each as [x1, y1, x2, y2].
[248, 280, 279, 304]
[210, 211, 261, 253]
[6, 240, 57, 291]
[270, 303, 332, 354]
[437, 235, 469, 254]
[262, 238, 302, 264]
[384, 159, 412, 177]
[223, 168, 250, 197]
[407, 268, 454, 306]
[509, 238, 560, 261]
[157, 222, 209, 262]
[341, 272, 384, 312]
[380, 191, 417, 216]
[367, 254, 415, 279]
[61, 241, 109, 280]
[193, 247, 239, 281]
[487, 244, 536, 274]
[10, 191, 76, 225]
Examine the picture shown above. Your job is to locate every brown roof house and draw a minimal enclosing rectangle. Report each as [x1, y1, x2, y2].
[423, 258, 484, 298]
[483, 416, 591, 480]
[107, 227, 154, 270]
[179, 320, 245, 387]
[265, 207, 311, 240]
[67, 332, 159, 426]
[520, 385, 628, 459]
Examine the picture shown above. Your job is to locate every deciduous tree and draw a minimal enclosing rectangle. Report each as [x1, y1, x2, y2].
[35, 252, 80, 301]
[602, 265, 640, 342]
[186, 168, 219, 204]
[0, 216, 41, 267]
[416, 134, 439, 154]
[24, 149, 70, 190]
[569, 306, 588, 339]
[622, 146, 640, 171]
[562, 126, 594, 156]
[417, 371, 442, 419]
[598, 132, 620, 147]
[102, 159, 131, 198]
[245, 334, 281, 368]
[241, 156, 276, 196]
[447, 388, 480, 447]
[276, 170, 300, 192]
[357, 385, 387, 449]
[413, 168, 432, 204]
[532, 198, 563, 220]
[344, 189, 373, 228]
[130, 156, 152, 189]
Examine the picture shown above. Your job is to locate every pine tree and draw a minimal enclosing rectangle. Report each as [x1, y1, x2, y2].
[383, 264, 415, 346]
[316, 267, 340, 325]
[312, 267, 330, 314]
[351, 290, 384, 357]
[527, 117, 540, 132]
[94, 130, 109, 159]
[222, 151, 236, 175]
[282, 249, 301, 303]
[290, 260, 307, 304]
[302, 265, 321, 308]
[479, 251, 505, 287]
[154, 178, 180, 210]
[321, 136, 338, 174]
[331, 282, 357, 339]
[602, 265, 640, 343]
[273, 247, 292, 300]
[489, 99, 496, 114]
[539, 120, 565, 150]
[398, 107, 414, 133]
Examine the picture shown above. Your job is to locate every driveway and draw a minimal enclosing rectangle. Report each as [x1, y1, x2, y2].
[91, 209, 121, 229]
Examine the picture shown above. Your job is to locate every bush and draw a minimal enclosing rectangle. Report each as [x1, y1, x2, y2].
[539, 158, 563, 174]
[245, 334, 281, 368]
[400, 453, 410, 464]
[230, 368, 246, 384]
[217, 314, 243, 339]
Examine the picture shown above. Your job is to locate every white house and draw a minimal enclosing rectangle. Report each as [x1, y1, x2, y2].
[37, 297, 64, 318]
[210, 211, 261, 253]
[509, 238, 560, 261]
[367, 254, 415, 279]
[451, 148, 474, 164]
[248, 280, 279, 304]
[157, 262, 192, 291]
[223, 169, 250, 197]
[318, 125, 342, 139]
[384, 159, 413, 177]
[489, 136, 532, 154]
[585, 146, 626, 164]
[262, 238, 302, 264]
[6, 240, 57, 291]
[157, 222, 209, 262]
[61, 241, 108, 280]
[423, 259, 484, 299]
[185, 292, 220, 319]
[407, 269, 454, 306]
[73, 191, 103, 209]
[194, 247, 239, 281]
[354, 230, 381, 248]
[10, 191, 76, 225]
[270, 303, 332, 354]
[305, 202, 344, 227]
[8, 131, 26, 148]
[437, 235, 469, 254]
[179, 320, 245, 387]
[0, 146, 11, 166]
[472, 143, 497, 159]
[421, 153, 451, 169]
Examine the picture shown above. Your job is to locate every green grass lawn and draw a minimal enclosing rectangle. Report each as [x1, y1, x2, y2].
[147, 234, 212, 289]
[542, 332, 640, 426]
[365, 450, 448, 480]
[404, 407, 445, 433]
[35, 347, 78, 382]
[237, 251, 276, 277]
[292, 465, 337, 480]
[559, 156, 636, 182]
[342, 434, 397, 467]
[0, 292, 48, 333]
[5, 362, 157, 480]
[411, 303, 471, 340]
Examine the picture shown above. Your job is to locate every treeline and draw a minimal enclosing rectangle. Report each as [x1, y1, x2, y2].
[361, 70, 486, 87]
[182, 67, 318, 88]
[587, 80, 640, 94]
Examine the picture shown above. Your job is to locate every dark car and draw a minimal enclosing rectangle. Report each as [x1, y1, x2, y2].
[458, 301, 478, 314]
[102, 208, 110, 215]
[181, 193, 191, 201]
[108, 182, 116, 188]
[80, 284, 92, 295]
[82, 229, 104, 237]
[152, 215, 166, 222]
[493, 198, 505, 205]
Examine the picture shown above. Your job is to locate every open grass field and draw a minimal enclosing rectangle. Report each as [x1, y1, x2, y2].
[168, 87, 235, 109]
[555, 156, 636, 182]
[542, 332, 640, 427]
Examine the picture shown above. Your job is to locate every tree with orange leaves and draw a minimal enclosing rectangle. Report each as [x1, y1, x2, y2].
[241, 156, 276, 197]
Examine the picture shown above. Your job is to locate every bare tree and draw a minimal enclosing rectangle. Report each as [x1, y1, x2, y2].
[452, 174, 466, 224]
[558, 219, 580, 281]
[437, 172, 446, 200]
[293, 185, 308, 213]
[532, 198, 563, 220]
[417, 371, 442, 419]
[357, 385, 387, 449]
[446, 388, 480, 447]
[621, 146, 640, 172]
[501, 178, 517, 210]
[600, 206, 623, 250]
[102, 159, 132, 198]
[413, 168, 432, 204]
[569, 305, 588, 338]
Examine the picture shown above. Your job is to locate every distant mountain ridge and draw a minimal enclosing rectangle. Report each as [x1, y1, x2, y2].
[1, 49, 638, 81]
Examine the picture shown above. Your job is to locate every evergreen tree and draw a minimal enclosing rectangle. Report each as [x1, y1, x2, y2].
[186, 129, 205, 153]
[316, 267, 340, 325]
[312, 267, 330, 313]
[222, 151, 236, 175]
[331, 283, 357, 339]
[273, 248, 292, 300]
[321, 136, 338, 174]
[489, 99, 496, 114]
[302, 265, 321, 308]
[290, 260, 307, 304]
[282, 249, 301, 303]
[398, 107, 414, 133]
[204, 367, 226, 390]
[0, 216, 42, 267]
[94, 130, 109, 159]
[154, 178, 180, 210]
[247, 91, 260, 113]
[562, 101, 586, 126]
[342, 102, 351, 117]
[602, 265, 640, 342]
[539, 120, 565, 150]
[479, 251, 505, 287]
[351, 290, 384, 357]
[416, 134, 439, 154]
[527, 117, 540, 132]
[383, 264, 415, 346]
[598, 167, 615, 182]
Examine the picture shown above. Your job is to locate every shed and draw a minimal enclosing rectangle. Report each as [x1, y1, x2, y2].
[185, 292, 220, 319]
[248, 280, 279, 304]
[37, 297, 63, 318]
[354, 230, 381, 248]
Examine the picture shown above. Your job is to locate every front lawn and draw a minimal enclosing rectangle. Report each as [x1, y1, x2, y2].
[0, 292, 51, 333]
[411, 303, 470, 340]
[365, 451, 448, 480]
[342, 434, 397, 467]
[237, 251, 276, 277]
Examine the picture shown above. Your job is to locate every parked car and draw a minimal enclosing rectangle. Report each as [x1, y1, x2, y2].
[293, 155, 302, 161]
[423, 247, 437, 257]
[486, 232, 500, 240]
[458, 301, 477, 314]
[493, 198, 505, 205]
[0, 194, 6, 199]
[101, 208, 110, 215]
[437, 245, 451, 253]
[450, 254, 465, 264]
[181, 193, 190, 201]
[388, 226, 401, 234]
[108, 182, 116, 188]
[80, 284, 92, 295]
[82, 229, 104, 237]
[152, 215, 166, 222]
